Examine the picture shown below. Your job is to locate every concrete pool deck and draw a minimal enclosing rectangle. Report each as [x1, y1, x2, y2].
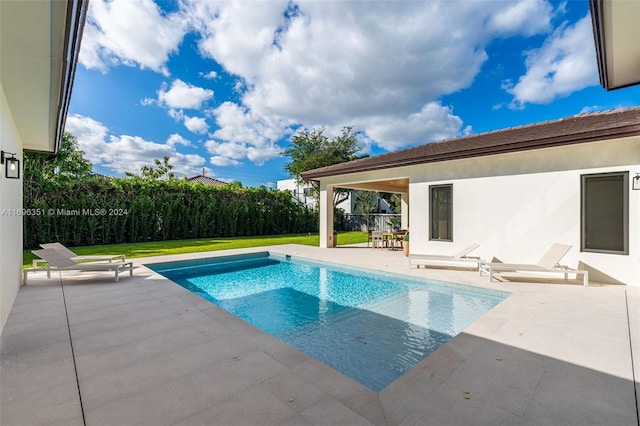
[1, 244, 638, 425]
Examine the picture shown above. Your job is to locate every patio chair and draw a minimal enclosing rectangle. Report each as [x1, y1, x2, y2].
[372, 231, 384, 249]
[24, 249, 133, 284]
[480, 243, 589, 286]
[410, 243, 481, 270]
[39, 242, 125, 264]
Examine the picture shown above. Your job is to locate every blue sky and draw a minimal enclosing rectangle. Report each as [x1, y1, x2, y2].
[66, 0, 640, 188]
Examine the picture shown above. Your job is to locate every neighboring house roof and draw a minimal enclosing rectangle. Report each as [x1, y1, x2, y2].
[590, 0, 640, 90]
[187, 175, 227, 186]
[301, 107, 640, 179]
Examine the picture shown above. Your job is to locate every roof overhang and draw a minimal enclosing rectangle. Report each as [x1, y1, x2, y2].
[0, 0, 88, 153]
[302, 108, 640, 180]
[590, 0, 640, 90]
[335, 178, 410, 193]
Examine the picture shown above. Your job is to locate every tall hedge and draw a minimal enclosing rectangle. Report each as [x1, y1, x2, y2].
[23, 176, 318, 249]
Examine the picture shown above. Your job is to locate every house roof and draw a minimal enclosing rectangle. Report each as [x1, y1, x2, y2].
[187, 175, 227, 186]
[590, 0, 640, 90]
[301, 107, 640, 180]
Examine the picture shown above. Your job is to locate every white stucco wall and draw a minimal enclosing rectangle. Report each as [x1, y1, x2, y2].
[317, 136, 640, 285]
[408, 138, 640, 286]
[0, 83, 24, 333]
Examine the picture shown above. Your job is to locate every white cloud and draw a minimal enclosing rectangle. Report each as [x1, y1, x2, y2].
[187, 0, 290, 80]
[183, 116, 209, 134]
[166, 134, 191, 147]
[183, 0, 555, 152]
[488, 0, 553, 36]
[210, 156, 241, 167]
[200, 71, 218, 80]
[157, 79, 214, 110]
[78, 0, 579, 167]
[64, 114, 109, 155]
[247, 143, 283, 165]
[212, 102, 284, 145]
[80, 0, 186, 75]
[505, 15, 598, 107]
[362, 103, 464, 150]
[205, 140, 248, 160]
[64, 114, 206, 177]
[201, 102, 287, 164]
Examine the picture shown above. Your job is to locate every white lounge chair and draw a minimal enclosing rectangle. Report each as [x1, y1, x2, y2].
[24, 249, 133, 284]
[480, 243, 589, 287]
[39, 242, 125, 264]
[410, 243, 481, 270]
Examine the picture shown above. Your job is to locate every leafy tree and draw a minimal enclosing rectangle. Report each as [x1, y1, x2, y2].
[24, 132, 92, 181]
[126, 156, 175, 179]
[353, 190, 379, 215]
[282, 126, 361, 207]
[24, 132, 94, 204]
[379, 192, 402, 213]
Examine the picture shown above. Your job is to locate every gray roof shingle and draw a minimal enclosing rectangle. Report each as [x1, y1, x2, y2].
[187, 175, 227, 186]
[301, 107, 640, 179]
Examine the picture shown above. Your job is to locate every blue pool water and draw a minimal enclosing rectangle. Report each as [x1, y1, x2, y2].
[148, 252, 507, 391]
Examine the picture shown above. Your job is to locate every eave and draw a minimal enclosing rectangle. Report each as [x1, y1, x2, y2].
[590, 0, 640, 90]
[0, 0, 88, 153]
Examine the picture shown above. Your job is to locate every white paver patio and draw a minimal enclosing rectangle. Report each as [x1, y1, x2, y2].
[1, 244, 638, 425]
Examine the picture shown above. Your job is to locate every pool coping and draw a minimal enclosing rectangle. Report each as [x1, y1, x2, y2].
[2, 244, 638, 425]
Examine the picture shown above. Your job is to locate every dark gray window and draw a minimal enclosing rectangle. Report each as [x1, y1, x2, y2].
[430, 184, 452, 241]
[581, 172, 628, 254]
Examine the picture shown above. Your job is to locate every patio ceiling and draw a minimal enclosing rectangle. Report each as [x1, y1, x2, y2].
[590, 0, 640, 90]
[334, 178, 409, 194]
[0, 0, 87, 153]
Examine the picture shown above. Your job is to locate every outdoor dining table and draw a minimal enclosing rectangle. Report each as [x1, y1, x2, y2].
[382, 231, 405, 250]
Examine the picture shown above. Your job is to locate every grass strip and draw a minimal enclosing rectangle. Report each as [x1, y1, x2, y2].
[23, 231, 369, 267]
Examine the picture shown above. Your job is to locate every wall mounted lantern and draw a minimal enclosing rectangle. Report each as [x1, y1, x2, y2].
[633, 173, 640, 191]
[1, 151, 20, 179]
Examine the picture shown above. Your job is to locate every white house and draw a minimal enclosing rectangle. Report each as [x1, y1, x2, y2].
[277, 179, 319, 209]
[0, 0, 88, 333]
[300, 0, 640, 284]
[302, 108, 640, 286]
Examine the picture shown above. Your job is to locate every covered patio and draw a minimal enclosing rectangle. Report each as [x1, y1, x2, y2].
[309, 174, 410, 248]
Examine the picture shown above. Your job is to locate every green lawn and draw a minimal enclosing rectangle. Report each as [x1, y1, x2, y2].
[23, 231, 369, 267]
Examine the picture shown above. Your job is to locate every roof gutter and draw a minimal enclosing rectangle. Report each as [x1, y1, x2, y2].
[589, 0, 609, 90]
[53, 0, 89, 152]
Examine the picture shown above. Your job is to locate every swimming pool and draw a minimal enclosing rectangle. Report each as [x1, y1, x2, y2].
[148, 252, 507, 391]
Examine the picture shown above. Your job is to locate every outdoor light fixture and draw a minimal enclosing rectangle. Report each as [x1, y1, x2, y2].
[1, 150, 20, 179]
[633, 173, 640, 191]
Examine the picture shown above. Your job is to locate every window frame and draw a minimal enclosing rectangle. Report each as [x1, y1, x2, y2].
[429, 184, 453, 242]
[580, 171, 629, 255]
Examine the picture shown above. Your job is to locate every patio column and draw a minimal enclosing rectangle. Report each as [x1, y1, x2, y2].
[401, 191, 409, 229]
[319, 182, 334, 248]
